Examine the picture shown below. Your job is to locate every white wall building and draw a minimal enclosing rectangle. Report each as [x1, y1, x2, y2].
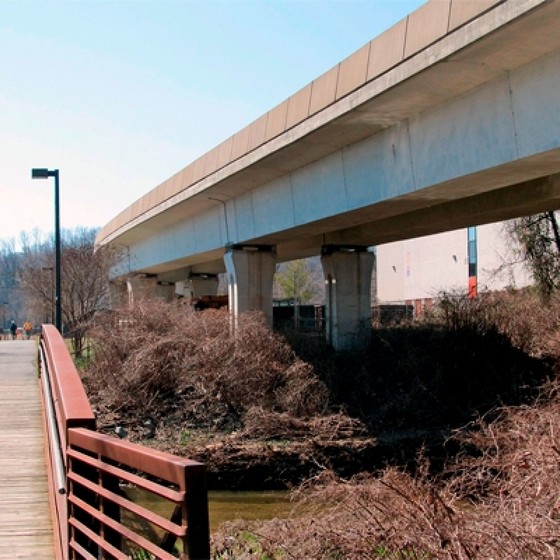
[376, 220, 532, 314]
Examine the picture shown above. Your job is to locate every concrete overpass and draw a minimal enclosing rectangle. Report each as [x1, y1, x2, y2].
[97, 0, 560, 349]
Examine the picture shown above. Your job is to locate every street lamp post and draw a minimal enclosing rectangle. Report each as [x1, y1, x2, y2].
[32, 168, 62, 333]
[41, 267, 55, 324]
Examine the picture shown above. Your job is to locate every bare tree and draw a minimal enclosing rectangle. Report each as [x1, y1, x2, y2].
[18, 227, 120, 356]
[0, 238, 25, 330]
[506, 211, 560, 300]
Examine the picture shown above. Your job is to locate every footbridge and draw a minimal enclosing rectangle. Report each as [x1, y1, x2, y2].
[0, 330, 210, 559]
[97, 0, 560, 349]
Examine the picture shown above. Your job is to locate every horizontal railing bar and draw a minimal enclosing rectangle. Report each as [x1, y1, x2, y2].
[41, 325, 96, 443]
[68, 472, 186, 537]
[67, 447, 185, 502]
[39, 341, 67, 495]
[69, 517, 129, 560]
[68, 538, 97, 560]
[69, 427, 203, 484]
[70, 495, 179, 560]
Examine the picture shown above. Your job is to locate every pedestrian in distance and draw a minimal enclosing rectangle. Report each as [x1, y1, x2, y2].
[23, 320, 33, 340]
[9, 321, 17, 340]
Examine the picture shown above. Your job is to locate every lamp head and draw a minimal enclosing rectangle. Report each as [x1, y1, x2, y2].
[31, 168, 51, 179]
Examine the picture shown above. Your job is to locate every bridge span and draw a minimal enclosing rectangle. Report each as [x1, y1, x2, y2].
[97, 0, 560, 349]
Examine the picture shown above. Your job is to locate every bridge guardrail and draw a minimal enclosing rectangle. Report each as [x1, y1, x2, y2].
[38, 324, 210, 559]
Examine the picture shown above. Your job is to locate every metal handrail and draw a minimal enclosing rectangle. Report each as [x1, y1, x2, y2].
[67, 427, 210, 559]
[38, 324, 210, 559]
[39, 341, 66, 495]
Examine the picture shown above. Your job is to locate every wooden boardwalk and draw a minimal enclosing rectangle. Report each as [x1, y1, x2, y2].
[0, 340, 54, 559]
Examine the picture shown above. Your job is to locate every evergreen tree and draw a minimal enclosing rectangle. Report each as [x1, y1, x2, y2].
[274, 258, 322, 304]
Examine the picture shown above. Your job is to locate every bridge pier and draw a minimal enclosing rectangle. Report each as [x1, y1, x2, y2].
[108, 279, 127, 308]
[175, 274, 219, 299]
[108, 275, 160, 307]
[224, 244, 276, 327]
[126, 275, 164, 304]
[110, 271, 221, 308]
[190, 273, 219, 298]
[321, 245, 375, 351]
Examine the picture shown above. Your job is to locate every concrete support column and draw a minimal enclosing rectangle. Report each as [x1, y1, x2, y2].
[125, 275, 159, 305]
[108, 280, 127, 308]
[321, 245, 375, 351]
[155, 282, 175, 302]
[176, 274, 219, 299]
[224, 244, 276, 327]
[189, 274, 219, 298]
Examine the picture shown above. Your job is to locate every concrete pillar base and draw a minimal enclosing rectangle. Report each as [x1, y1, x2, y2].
[175, 274, 220, 299]
[108, 280, 127, 308]
[224, 244, 276, 327]
[189, 274, 219, 298]
[321, 245, 375, 351]
[125, 275, 159, 305]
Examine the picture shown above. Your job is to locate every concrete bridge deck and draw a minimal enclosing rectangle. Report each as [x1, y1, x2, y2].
[95, 0, 560, 350]
[0, 340, 54, 559]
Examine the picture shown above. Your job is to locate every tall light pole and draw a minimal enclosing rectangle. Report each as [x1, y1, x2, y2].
[32, 168, 62, 333]
[41, 267, 55, 324]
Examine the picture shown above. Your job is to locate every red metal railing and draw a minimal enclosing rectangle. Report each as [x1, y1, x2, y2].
[39, 324, 210, 559]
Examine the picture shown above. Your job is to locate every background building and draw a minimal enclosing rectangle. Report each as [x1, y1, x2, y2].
[376, 220, 532, 316]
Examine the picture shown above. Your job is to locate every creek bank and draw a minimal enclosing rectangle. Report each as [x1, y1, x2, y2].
[99, 417, 379, 490]
[84, 298, 553, 493]
[188, 436, 379, 490]
[189, 430, 449, 490]
[98, 414, 448, 491]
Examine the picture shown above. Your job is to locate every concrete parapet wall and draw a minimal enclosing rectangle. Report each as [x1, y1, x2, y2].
[97, 0, 507, 246]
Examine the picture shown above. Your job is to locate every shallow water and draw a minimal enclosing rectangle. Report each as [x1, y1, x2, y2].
[208, 490, 292, 532]
[124, 486, 292, 533]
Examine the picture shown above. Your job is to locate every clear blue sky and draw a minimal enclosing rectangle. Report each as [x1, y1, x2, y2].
[0, 0, 424, 243]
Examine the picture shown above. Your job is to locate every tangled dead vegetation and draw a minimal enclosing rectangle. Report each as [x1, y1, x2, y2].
[209, 289, 560, 558]
[83, 300, 374, 486]
[212, 378, 560, 559]
[83, 290, 560, 557]
[85, 301, 329, 424]
[436, 289, 560, 359]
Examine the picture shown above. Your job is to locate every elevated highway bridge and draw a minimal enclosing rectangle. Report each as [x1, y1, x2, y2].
[97, 0, 560, 349]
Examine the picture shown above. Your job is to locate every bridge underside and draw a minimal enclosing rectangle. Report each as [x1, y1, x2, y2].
[103, 0, 560, 350]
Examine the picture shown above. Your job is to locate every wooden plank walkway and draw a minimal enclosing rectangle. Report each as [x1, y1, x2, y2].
[0, 340, 55, 559]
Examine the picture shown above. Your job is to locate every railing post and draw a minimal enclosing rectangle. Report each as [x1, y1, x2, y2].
[183, 464, 211, 560]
